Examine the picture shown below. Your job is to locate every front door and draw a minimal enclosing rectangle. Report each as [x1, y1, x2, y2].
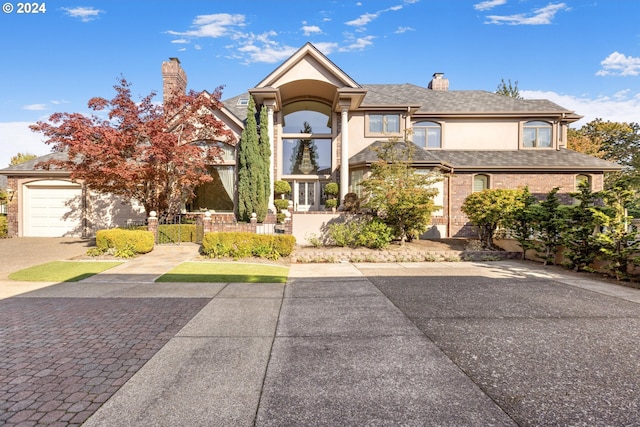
[296, 181, 316, 212]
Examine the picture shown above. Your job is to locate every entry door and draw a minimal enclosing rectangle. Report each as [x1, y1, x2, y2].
[296, 181, 316, 212]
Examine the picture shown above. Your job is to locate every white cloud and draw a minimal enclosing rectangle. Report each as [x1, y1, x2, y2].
[474, 0, 507, 12]
[171, 39, 190, 44]
[339, 36, 376, 52]
[395, 26, 415, 34]
[166, 13, 246, 38]
[345, 4, 404, 28]
[485, 3, 569, 25]
[596, 51, 640, 77]
[238, 42, 298, 64]
[302, 25, 322, 36]
[0, 122, 50, 168]
[522, 89, 640, 128]
[312, 42, 339, 56]
[23, 104, 47, 111]
[62, 7, 104, 22]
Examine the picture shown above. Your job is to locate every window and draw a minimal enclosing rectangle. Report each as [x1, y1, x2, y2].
[368, 114, 400, 134]
[282, 109, 332, 176]
[473, 174, 489, 192]
[523, 121, 552, 148]
[413, 121, 441, 148]
[349, 169, 365, 198]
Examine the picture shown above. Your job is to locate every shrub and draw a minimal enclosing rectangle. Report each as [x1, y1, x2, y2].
[274, 199, 290, 211]
[327, 217, 392, 249]
[325, 199, 337, 209]
[325, 182, 339, 197]
[274, 180, 291, 197]
[95, 228, 154, 255]
[202, 232, 296, 260]
[0, 215, 7, 238]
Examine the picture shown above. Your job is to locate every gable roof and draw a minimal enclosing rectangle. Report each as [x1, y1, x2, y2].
[350, 141, 621, 173]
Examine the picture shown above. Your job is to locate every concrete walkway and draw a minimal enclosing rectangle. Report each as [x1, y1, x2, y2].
[2, 244, 640, 425]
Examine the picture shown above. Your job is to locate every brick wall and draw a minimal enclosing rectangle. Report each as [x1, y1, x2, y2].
[444, 171, 605, 237]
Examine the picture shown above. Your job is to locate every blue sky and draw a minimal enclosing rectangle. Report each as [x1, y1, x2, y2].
[1, 0, 639, 168]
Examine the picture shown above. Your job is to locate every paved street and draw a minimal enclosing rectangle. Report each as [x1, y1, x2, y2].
[1, 241, 640, 426]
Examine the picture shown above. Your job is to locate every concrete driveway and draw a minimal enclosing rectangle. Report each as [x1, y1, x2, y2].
[2, 245, 640, 425]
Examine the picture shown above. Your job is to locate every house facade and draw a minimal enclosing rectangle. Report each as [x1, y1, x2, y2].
[0, 43, 620, 239]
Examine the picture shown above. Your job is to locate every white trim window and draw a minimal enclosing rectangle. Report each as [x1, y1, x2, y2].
[523, 121, 552, 148]
[473, 174, 489, 192]
[413, 121, 442, 148]
[367, 113, 401, 135]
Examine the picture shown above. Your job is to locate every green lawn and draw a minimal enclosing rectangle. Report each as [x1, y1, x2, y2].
[157, 262, 289, 283]
[8, 261, 123, 282]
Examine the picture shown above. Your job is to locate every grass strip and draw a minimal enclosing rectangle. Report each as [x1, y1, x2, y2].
[156, 262, 289, 283]
[9, 261, 123, 282]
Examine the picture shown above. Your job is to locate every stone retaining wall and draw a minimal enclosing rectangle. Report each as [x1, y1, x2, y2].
[290, 249, 521, 264]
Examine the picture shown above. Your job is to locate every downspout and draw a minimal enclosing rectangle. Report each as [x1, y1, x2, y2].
[447, 167, 453, 238]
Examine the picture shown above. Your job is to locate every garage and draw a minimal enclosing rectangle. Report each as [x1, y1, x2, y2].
[23, 180, 84, 237]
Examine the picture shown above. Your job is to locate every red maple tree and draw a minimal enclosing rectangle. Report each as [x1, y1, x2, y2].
[30, 77, 235, 216]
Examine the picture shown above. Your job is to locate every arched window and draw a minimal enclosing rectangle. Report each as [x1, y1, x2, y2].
[473, 174, 489, 192]
[282, 107, 332, 176]
[523, 121, 552, 148]
[413, 121, 441, 148]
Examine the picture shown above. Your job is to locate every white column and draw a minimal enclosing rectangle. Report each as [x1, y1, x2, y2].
[340, 107, 349, 202]
[267, 105, 275, 212]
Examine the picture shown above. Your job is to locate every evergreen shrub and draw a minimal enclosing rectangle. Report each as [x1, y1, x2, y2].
[202, 232, 296, 259]
[95, 228, 154, 255]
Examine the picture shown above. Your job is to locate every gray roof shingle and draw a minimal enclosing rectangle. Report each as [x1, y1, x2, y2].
[350, 141, 621, 172]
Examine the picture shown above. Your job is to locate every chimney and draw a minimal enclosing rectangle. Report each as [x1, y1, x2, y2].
[428, 72, 449, 91]
[162, 57, 187, 106]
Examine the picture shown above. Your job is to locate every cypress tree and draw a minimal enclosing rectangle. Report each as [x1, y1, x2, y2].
[237, 97, 260, 222]
[256, 105, 271, 221]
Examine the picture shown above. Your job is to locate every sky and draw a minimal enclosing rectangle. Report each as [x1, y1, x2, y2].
[1, 0, 639, 168]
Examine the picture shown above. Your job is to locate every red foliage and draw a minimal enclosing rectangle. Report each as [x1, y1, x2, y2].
[30, 78, 235, 215]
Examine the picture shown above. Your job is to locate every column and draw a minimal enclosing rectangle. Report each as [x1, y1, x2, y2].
[267, 104, 275, 212]
[340, 106, 349, 202]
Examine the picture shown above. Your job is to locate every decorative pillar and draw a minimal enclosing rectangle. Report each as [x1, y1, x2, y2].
[266, 103, 276, 212]
[147, 211, 158, 243]
[340, 106, 350, 202]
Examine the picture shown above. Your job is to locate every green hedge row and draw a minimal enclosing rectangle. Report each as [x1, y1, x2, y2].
[0, 215, 7, 238]
[202, 232, 296, 260]
[95, 228, 155, 257]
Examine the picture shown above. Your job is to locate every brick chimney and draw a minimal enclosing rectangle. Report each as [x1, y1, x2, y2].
[162, 57, 187, 106]
[428, 72, 449, 91]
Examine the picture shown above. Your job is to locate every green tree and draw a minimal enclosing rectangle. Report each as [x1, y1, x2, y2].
[255, 104, 271, 221]
[593, 183, 640, 280]
[562, 180, 603, 272]
[9, 152, 37, 166]
[504, 187, 538, 259]
[361, 139, 441, 245]
[496, 78, 522, 99]
[237, 96, 260, 222]
[532, 187, 566, 265]
[461, 188, 524, 249]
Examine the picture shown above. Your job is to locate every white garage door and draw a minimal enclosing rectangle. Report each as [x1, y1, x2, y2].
[24, 181, 83, 237]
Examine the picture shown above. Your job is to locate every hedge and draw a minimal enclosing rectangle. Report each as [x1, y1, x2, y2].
[202, 232, 296, 260]
[96, 228, 154, 255]
[0, 215, 7, 238]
